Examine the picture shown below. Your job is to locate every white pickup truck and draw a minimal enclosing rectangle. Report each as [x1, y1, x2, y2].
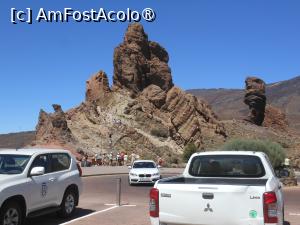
[150, 151, 284, 225]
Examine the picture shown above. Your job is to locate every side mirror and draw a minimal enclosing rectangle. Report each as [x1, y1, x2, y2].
[30, 167, 45, 176]
[157, 165, 162, 168]
[128, 166, 132, 169]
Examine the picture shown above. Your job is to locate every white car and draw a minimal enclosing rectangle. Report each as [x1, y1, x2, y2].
[150, 151, 284, 225]
[128, 160, 161, 185]
[0, 148, 82, 225]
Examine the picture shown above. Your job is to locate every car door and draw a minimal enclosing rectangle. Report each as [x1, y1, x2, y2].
[48, 153, 72, 205]
[28, 154, 58, 211]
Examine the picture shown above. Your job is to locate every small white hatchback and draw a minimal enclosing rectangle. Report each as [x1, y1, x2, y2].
[0, 148, 82, 225]
[128, 160, 161, 185]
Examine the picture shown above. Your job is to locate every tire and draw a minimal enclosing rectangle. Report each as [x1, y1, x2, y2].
[0, 201, 23, 225]
[58, 189, 77, 218]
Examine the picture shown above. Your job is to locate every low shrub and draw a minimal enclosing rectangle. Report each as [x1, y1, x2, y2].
[183, 143, 198, 162]
[222, 138, 285, 168]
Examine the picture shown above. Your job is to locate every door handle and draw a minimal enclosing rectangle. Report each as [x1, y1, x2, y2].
[49, 177, 56, 182]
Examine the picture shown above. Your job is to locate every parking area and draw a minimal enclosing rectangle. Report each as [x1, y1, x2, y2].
[26, 174, 300, 225]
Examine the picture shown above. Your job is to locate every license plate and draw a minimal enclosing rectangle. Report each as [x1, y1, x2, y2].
[140, 177, 151, 181]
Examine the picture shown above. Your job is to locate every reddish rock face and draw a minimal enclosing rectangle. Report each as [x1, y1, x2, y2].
[244, 77, 266, 125]
[86, 71, 111, 103]
[263, 105, 288, 131]
[113, 23, 173, 93]
[35, 104, 73, 144]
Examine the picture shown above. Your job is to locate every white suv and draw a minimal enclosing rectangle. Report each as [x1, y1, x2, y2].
[0, 148, 82, 225]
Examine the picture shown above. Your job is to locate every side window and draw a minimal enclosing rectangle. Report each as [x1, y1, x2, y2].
[50, 153, 71, 172]
[31, 154, 50, 173]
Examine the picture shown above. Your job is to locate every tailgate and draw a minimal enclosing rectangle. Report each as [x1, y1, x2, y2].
[158, 178, 267, 225]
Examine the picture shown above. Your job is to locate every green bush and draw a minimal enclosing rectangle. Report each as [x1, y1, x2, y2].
[222, 138, 285, 168]
[183, 143, 198, 162]
[150, 128, 169, 138]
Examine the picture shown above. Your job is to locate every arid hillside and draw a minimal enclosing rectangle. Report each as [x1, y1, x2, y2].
[0, 131, 35, 149]
[188, 76, 300, 133]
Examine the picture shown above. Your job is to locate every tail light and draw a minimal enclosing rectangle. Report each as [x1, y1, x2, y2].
[77, 163, 82, 177]
[263, 192, 278, 223]
[149, 188, 159, 217]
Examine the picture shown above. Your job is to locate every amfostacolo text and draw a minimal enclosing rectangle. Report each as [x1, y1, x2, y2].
[10, 7, 156, 24]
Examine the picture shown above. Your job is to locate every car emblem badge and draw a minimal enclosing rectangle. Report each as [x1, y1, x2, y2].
[204, 203, 213, 212]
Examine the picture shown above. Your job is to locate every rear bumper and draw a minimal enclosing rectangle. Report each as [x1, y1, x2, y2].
[150, 217, 160, 225]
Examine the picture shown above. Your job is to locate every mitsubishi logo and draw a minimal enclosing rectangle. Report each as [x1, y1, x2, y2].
[204, 203, 213, 212]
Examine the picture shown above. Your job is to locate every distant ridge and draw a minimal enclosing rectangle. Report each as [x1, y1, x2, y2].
[0, 131, 35, 149]
[187, 76, 300, 132]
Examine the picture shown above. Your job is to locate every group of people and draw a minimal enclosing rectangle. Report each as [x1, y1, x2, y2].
[81, 152, 141, 167]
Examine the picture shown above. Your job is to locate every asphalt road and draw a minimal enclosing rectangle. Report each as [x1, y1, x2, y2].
[26, 174, 300, 225]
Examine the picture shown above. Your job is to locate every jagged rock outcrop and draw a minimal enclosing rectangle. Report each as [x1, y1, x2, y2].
[33, 23, 227, 162]
[35, 104, 74, 144]
[86, 70, 111, 103]
[244, 77, 266, 125]
[263, 105, 289, 131]
[127, 86, 227, 148]
[113, 23, 173, 93]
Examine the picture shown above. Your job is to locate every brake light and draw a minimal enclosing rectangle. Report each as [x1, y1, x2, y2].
[149, 188, 159, 217]
[77, 163, 82, 177]
[263, 192, 278, 223]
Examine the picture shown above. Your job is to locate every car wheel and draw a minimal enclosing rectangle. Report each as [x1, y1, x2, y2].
[0, 201, 23, 225]
[58, 189, 77, 218]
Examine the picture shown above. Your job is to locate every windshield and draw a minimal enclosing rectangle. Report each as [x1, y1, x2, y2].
[133, 162, 156, 169]
[189, 155, 265, 178]
[0, 154, 31, 174]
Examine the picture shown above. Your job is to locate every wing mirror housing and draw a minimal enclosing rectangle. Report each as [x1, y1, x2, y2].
[30, 167, 45, 176]
[128, 166, 132, 169]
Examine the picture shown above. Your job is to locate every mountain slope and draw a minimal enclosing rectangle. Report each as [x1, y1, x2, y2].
[188, 76, 300, 132]
[0, 131, 35, 149]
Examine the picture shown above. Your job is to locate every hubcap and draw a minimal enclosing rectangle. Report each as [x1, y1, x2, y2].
[3, 208, 19, 225]
[65, 194, 75, 214]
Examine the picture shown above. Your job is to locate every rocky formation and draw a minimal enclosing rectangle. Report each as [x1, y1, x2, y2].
[32, 23, 227, 164]
[113, 23, 173, 93]
[127, 85, 226, 148]
[35, 104, 74, 144]
[263, 105, 289, 131]
[187, 76, 300, 133]
[244, 77, 266, 125]
[86, 71, 111, 103]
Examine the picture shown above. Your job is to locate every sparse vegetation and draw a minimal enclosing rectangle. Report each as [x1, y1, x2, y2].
[150, 128, 169, 138]
[183, 143, 198, 162]
[222, 138, 286, 168]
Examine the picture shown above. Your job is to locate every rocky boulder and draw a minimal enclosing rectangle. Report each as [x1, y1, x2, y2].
[35, 104, 74, 144]
[86, 70, 111, 103]
[113, 23, 173, 93]
[263, 104, 289, 131]
[244, 77, 266, 125]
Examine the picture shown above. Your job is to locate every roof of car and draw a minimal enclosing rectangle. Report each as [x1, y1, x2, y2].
[195, 151, 265, 156]
[0, 148, 70, 156]
[133, 160, 156, 163]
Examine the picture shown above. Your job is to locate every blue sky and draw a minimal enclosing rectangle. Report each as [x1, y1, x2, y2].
[0, 0, 300, 134]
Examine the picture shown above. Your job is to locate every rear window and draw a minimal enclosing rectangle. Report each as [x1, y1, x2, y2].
[189, 155, 265, 178]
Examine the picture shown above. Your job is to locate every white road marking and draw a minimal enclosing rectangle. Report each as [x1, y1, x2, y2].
[59, 206, 118, 225]
[104, 203, 136, 207]
[59, 204, 137, 225]
[289, 212, 300, 216]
